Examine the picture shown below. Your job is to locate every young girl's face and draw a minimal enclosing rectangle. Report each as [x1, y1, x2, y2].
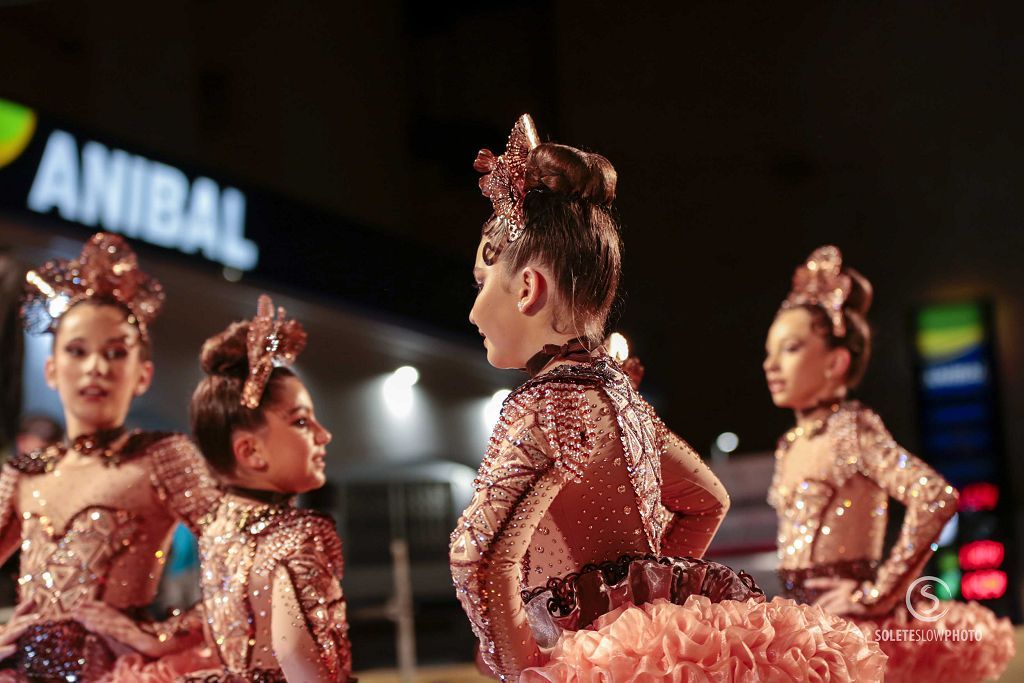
[763, 307, 843, 411]
[248, 376, 332, 494]
[45, 302, 152, 436]
[469, 238, 530, 370]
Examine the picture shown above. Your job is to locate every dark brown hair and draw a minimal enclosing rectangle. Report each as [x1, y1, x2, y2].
[190, 320, 294, 475]
[491, 142, 622, 345]
[796, 268, 874, 388]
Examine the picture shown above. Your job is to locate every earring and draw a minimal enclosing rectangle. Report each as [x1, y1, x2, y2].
[517, 301, 525, 312]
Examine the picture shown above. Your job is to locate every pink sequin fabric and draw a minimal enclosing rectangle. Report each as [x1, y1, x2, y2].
[186, 493, 352, 682]
[450, 355, 730, 681]
[0, 431, 221, 682]
[770, 401, 1015, 681]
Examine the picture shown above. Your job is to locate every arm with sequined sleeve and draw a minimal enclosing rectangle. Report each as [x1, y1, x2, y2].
[657, 421, 730, 558]
[148, 433, 222, 534]
[851, 408, 958, 613]
[270, 514, 352, 682]
[0, 464, 21, 565]
[139, 435, 220, 651]
[449, 386, 596, 680]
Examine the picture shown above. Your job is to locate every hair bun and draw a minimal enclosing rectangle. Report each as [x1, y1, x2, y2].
[526, 143, 617, 206]
[200, 321, 250, 378]
[844, 267, 873, 317]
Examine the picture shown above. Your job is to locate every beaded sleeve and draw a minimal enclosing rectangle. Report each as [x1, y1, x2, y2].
[266, 512, 351, 682]
[148, 434, 222, 534]
[851, 407, 959, 611]
[449, 381, 597, 681]
[656, 418, 730, 558]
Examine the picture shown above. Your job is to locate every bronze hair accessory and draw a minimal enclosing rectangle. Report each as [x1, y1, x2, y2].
[474, 113, 541, 265]
[782, 245, 852, 337]
[22, 232, 165, 339]
[241, 294, 307, 409]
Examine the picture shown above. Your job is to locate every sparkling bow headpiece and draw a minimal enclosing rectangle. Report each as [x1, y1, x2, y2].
[22, 232, 165, 340]
[241, 294, 307, 409]
[781, 245, 852, 337]
[474, 113, 541, 265]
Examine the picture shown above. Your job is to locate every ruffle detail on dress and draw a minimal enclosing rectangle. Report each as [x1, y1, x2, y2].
[103, 645, 221, 682]
[524, 555, 764, 648]
[521, 596, 887, 683]
[856, 600, 1014, 683]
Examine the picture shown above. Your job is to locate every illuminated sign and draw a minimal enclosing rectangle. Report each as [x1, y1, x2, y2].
[915, 303, 1000, 480]
[0, 99, 36, 169]
[914, 302, 1016, 617]
[26, 129, 257, 271]
[961, 570, 1008, 601]
[960, 482, 999, 512]
[959, 540, 1005, 571]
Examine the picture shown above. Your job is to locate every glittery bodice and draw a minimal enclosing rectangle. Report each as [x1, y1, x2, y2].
[769, 401, 958, 612]
[0, 432, 219, 619]
[196, 494, 351, 682]
[450, 356, 729, 681]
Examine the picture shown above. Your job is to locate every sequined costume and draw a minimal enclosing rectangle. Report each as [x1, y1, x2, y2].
[770, 401, 1015, 682]
[0, 429, 221, 682]
[184, 491, 351, 683]
[451, 350, 886, 682]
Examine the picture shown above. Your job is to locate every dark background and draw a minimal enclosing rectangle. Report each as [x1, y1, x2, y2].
[2, 0, 1022, 632]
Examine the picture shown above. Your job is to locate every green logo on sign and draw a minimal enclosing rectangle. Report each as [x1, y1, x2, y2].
[0, 98, 37, 169]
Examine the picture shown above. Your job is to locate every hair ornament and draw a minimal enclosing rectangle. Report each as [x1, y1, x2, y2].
[474, 113, 541, 264]
[22, 232, 164, 340]
[241, 294, 307, 409]
[781, 245, 852, 337]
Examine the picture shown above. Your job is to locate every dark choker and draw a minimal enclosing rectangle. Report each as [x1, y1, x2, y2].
[797, 396, 844, 420]
[226, 485, 294, 506]
[524, 338, 593, 377]
[68, 426, 128, 461]
[70, 426, 127, 455]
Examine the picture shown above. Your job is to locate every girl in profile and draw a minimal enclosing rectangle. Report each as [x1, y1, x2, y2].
[764, 245, 1014, 682]
[184, 295, 352, 682]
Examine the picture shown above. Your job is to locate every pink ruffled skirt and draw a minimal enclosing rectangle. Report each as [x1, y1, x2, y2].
[520, 556, 886, 682]
[855, 601, 1015, 683]
[781, 561, 1015, 682]
[522, 596, 886, 683]
[103, 645, 222, 682]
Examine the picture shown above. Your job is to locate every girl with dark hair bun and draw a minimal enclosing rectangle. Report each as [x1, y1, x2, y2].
[0, 233, 221, 682]
[451, 117, 885, 682]
[183, 295, 352, 683]
[765, 246, 1014, 682]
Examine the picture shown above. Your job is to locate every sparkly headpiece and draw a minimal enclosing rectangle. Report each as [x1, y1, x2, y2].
[781, 245, 852, 337]
[22, 232, 165, 340]
[474, 114, 541, 265]
[241, 294, 307, 409]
